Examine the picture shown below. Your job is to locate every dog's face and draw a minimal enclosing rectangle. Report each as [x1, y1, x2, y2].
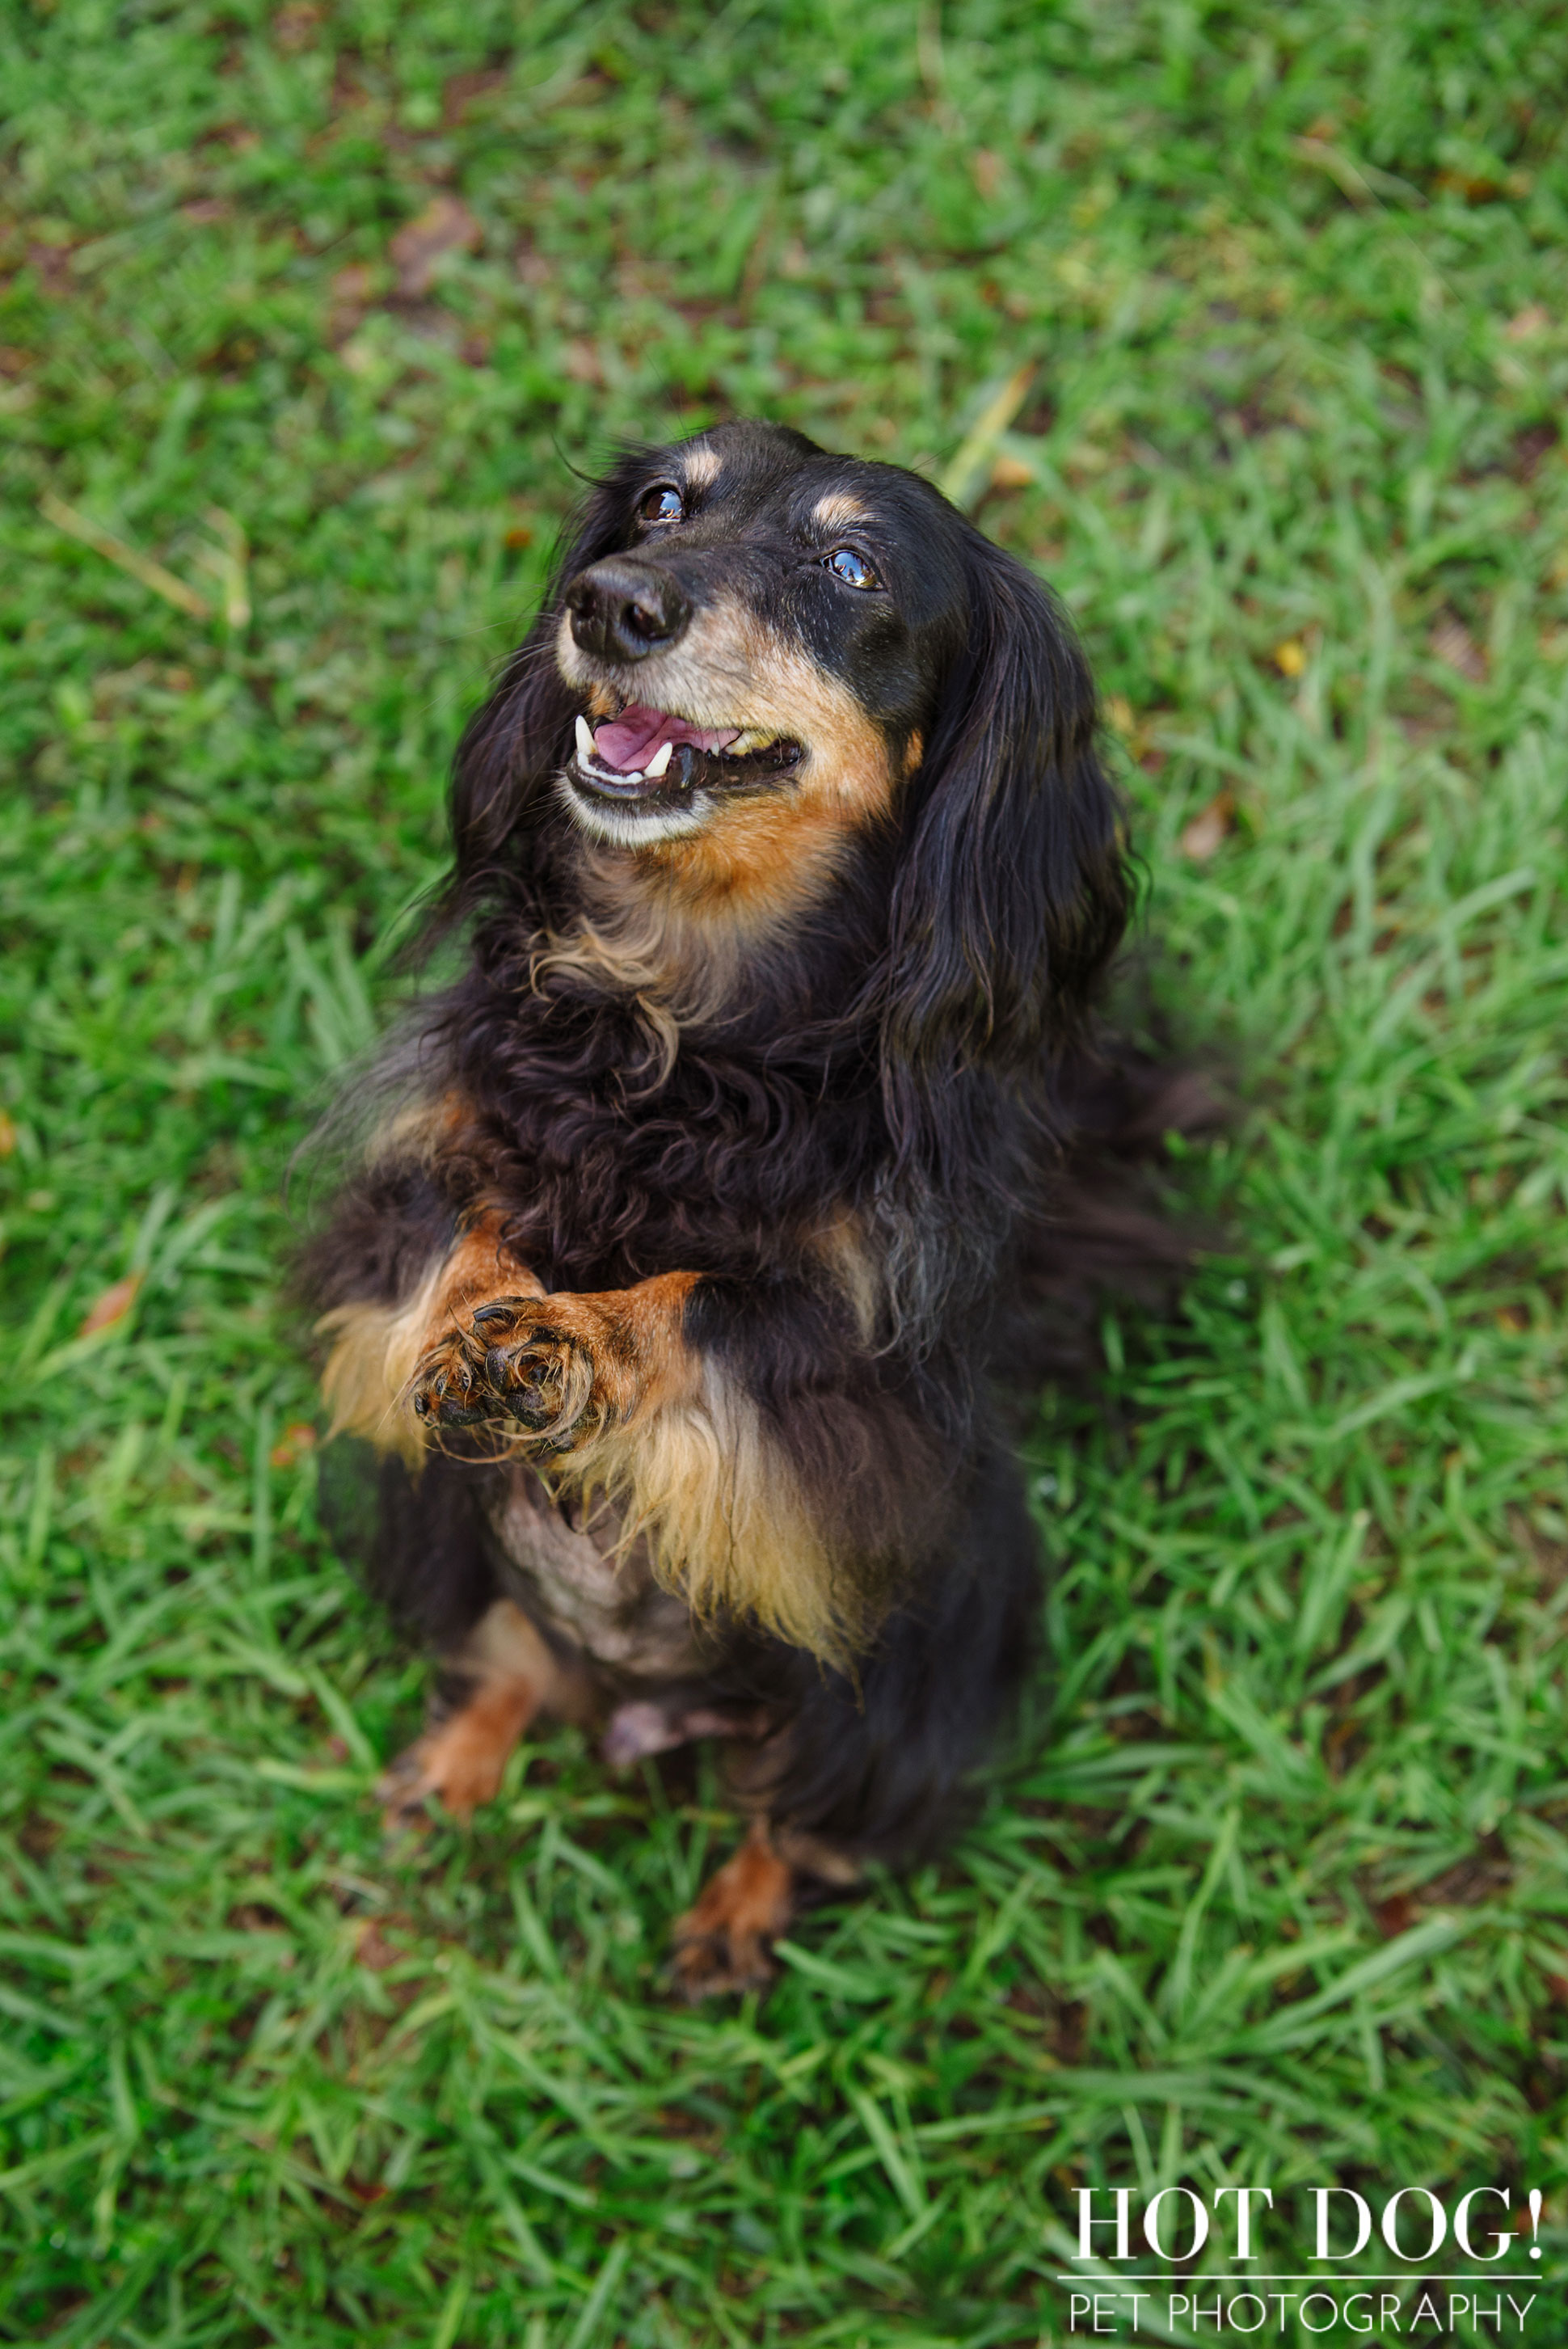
[554, 421, 970, 866]
[452, 418, 1122, 1056]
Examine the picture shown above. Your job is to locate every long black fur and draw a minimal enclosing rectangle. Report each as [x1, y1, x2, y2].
[304, 420, 1195, 1872]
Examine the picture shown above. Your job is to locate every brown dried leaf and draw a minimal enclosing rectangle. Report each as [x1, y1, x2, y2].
[1431, 613, 1487, 682]
[270, 1422, 318, 1469]
[273, 2, 322, 51]
[78, 1271, 142, 1338]
[0, 1111, 15, 1158]
[562, 338, 602, 385]
[389, 196, 482, 299]
[326, 261, 378, 345]
[1513, 421, 1558, 482]
[1504, 303, 1549, 343]
[356, 1921, 401, 1972]
[330, 261, 377, 305]
[1433, 168, 1507, 203]
[1179, 792, 1234, 862]
[27, 240, 75, 296]
[443, 67, 510, 128]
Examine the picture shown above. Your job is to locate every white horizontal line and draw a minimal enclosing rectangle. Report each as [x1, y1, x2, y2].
[1052, 2275, 1541, 2284]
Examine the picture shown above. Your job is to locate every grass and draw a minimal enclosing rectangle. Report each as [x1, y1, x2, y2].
[4, 2, 1568, 2341]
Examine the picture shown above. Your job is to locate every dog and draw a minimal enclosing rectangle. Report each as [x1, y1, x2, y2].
[304, 419, 1194, 1996]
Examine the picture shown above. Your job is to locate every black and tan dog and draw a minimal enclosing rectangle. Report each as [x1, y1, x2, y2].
[306, 420, 1190, 1994]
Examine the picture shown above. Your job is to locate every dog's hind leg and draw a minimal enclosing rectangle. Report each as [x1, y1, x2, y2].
[379, 1596, 592, 1829]
[667, 1438, 1038, 1995]
[670, 1819, 802, 1997]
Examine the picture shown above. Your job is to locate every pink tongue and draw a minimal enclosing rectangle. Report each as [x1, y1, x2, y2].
[592, 702, 740, 773]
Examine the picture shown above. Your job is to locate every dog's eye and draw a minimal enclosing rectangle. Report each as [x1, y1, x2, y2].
[639, 485, 685, 524]
[824, 546, 879, 590]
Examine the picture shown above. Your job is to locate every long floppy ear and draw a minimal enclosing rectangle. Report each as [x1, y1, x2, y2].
[444, 452, 656, 915]
[881, 533, 1129, 1094]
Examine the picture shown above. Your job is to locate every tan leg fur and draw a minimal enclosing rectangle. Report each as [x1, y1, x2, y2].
[671, 1820, 799, 1997]
[378, 1598, 592, 1828]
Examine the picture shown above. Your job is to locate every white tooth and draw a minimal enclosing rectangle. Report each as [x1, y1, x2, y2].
[575, 715, 595, 764]
[644, 740, 674, 778]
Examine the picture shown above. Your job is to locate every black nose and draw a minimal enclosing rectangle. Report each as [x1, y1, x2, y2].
[565, 558, 692, 662]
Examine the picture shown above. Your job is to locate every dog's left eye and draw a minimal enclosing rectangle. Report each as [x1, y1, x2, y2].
[639, 485, 685, 524]
[823, 546, 879, 590]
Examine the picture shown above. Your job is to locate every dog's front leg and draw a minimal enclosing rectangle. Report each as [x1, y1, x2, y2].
[411, 1263, 913, 1992]
[318, 1204, 547, 1462]
[412, 1263, 931, 1685]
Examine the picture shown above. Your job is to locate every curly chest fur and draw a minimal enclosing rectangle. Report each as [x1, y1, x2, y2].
[446, 974, 886, 1290]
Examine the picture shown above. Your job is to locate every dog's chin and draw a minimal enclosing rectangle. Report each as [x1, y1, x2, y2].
[558, 765, 714, 847]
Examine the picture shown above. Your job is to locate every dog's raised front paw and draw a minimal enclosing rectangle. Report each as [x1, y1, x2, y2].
[409, 1296, 598, 1444]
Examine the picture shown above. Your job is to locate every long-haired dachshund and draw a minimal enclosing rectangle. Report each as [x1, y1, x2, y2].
[306, 419, 1192, 1996]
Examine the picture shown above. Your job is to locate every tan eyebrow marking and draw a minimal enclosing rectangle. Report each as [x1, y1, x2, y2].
[811, 491, 868, 533]
[683, 445, 721, 491]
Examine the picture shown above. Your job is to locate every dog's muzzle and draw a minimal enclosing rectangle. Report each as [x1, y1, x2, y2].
[566, 559, 693, 664]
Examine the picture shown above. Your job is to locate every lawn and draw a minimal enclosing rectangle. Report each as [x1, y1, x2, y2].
[4, 2, 1568, 2343]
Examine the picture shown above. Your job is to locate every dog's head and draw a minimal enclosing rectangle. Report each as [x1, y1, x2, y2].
[552, 422, 944, 858]
[454, 420, 1128, 1064]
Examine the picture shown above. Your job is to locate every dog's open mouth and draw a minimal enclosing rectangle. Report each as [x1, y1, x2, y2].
[568, 702, 803, 804]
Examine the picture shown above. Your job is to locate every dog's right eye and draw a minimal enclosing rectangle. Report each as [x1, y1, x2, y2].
[638, 485, 685, 524]
[823, 546, 879, 590]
